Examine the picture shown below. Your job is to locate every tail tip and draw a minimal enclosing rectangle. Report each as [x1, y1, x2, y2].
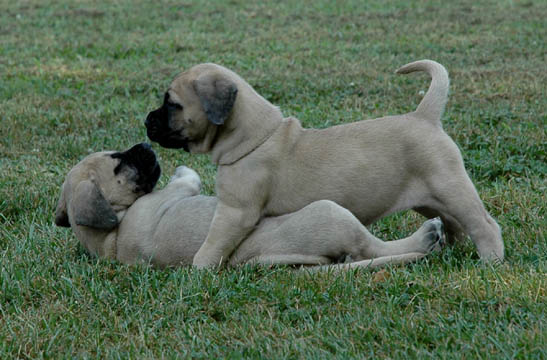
[395, 63, 415, 75]
[395, 59, 448, 75]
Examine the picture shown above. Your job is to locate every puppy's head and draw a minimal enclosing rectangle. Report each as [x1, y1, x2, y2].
[145, 64, 238, 153]
[55, 143, 161, 230]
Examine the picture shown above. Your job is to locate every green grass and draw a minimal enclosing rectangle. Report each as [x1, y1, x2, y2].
[1, 0, 545, 358]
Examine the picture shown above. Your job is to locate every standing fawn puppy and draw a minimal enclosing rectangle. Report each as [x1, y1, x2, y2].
[145, 60, 503, 267]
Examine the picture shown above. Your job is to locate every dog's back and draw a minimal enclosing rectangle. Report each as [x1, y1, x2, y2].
[251, 60, 452, 223]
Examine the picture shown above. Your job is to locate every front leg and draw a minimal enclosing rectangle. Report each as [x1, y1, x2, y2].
[193, 200, 262, 268]
[194, 160, 271, 268]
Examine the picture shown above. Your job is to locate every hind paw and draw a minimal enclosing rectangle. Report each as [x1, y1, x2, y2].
[420, 217, 446, 253]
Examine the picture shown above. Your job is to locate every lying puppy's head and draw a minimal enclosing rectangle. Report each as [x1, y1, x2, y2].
[55, 143, 161, 231]
[145, 63, 238, 153]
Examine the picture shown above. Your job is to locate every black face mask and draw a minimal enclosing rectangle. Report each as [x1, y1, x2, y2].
[111, 143, 161, 193]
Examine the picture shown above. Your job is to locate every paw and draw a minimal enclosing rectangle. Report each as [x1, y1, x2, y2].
[169, 166, 201, 191]
[192, 252, 223, 269]
[171, 165, 199, 181]
[420, 217, 446, 253]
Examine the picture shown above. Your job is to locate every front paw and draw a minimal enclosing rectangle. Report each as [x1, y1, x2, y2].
[169, 166, 201, 193]
[192, 250, 223, 269]
[170, 166, 200, 184]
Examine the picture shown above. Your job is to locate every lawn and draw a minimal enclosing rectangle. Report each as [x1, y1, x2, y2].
[0, 0, 545, 358]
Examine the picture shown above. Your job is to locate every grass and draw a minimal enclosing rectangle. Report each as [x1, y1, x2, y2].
[1, 0, 545, 358]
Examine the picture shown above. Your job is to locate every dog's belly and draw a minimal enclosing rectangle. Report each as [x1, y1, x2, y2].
[118, 195, 217, 267]
[263, 154, 410, 224]
[265, 173, 406, 225]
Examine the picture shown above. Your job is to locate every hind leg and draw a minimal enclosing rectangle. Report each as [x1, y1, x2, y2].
[322, 204, 446, 260]
[235, 201, 445, 267]
[424, 173, 503, 262]
[310, 253, 428, 272]
[358, 217, 446, 258]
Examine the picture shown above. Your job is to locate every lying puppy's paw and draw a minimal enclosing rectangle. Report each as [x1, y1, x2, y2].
[169, 166, 202, 194]
[418, 217, 446, 253]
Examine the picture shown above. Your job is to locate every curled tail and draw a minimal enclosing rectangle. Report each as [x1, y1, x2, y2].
[396, 60, 449, 124]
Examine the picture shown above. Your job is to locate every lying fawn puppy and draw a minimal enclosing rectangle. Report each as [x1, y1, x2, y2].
[55, 143, 445, 269]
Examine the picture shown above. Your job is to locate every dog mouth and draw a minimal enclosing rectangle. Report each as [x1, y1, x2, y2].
[134, 160, 161, 194]
[151, 128, 190, 151]
[145, 112, 190, 151]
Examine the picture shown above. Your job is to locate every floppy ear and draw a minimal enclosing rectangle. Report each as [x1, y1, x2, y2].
[71, 180, 119, 230]
[192, 72, 238, 125]
[54, 182, 70, 227]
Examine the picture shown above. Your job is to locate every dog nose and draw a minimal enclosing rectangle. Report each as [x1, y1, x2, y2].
[145, 112, 160, 140]
[145, 112, 153, 128]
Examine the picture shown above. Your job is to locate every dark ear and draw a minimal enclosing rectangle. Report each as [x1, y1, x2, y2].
[192, 72, 238, 125]
[55, 182, 70, 227]
[71, 180, 119, 230]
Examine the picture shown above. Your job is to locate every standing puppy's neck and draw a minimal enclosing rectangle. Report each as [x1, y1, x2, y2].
[210, 76, 283, 166]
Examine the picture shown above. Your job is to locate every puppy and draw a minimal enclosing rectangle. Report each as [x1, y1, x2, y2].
[55, 144, 445, 269]
[145, 59, 503, 267]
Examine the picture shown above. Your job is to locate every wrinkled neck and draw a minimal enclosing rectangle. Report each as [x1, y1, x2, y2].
[73, 225, 118, 259]
[210, 87, 283, 165]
